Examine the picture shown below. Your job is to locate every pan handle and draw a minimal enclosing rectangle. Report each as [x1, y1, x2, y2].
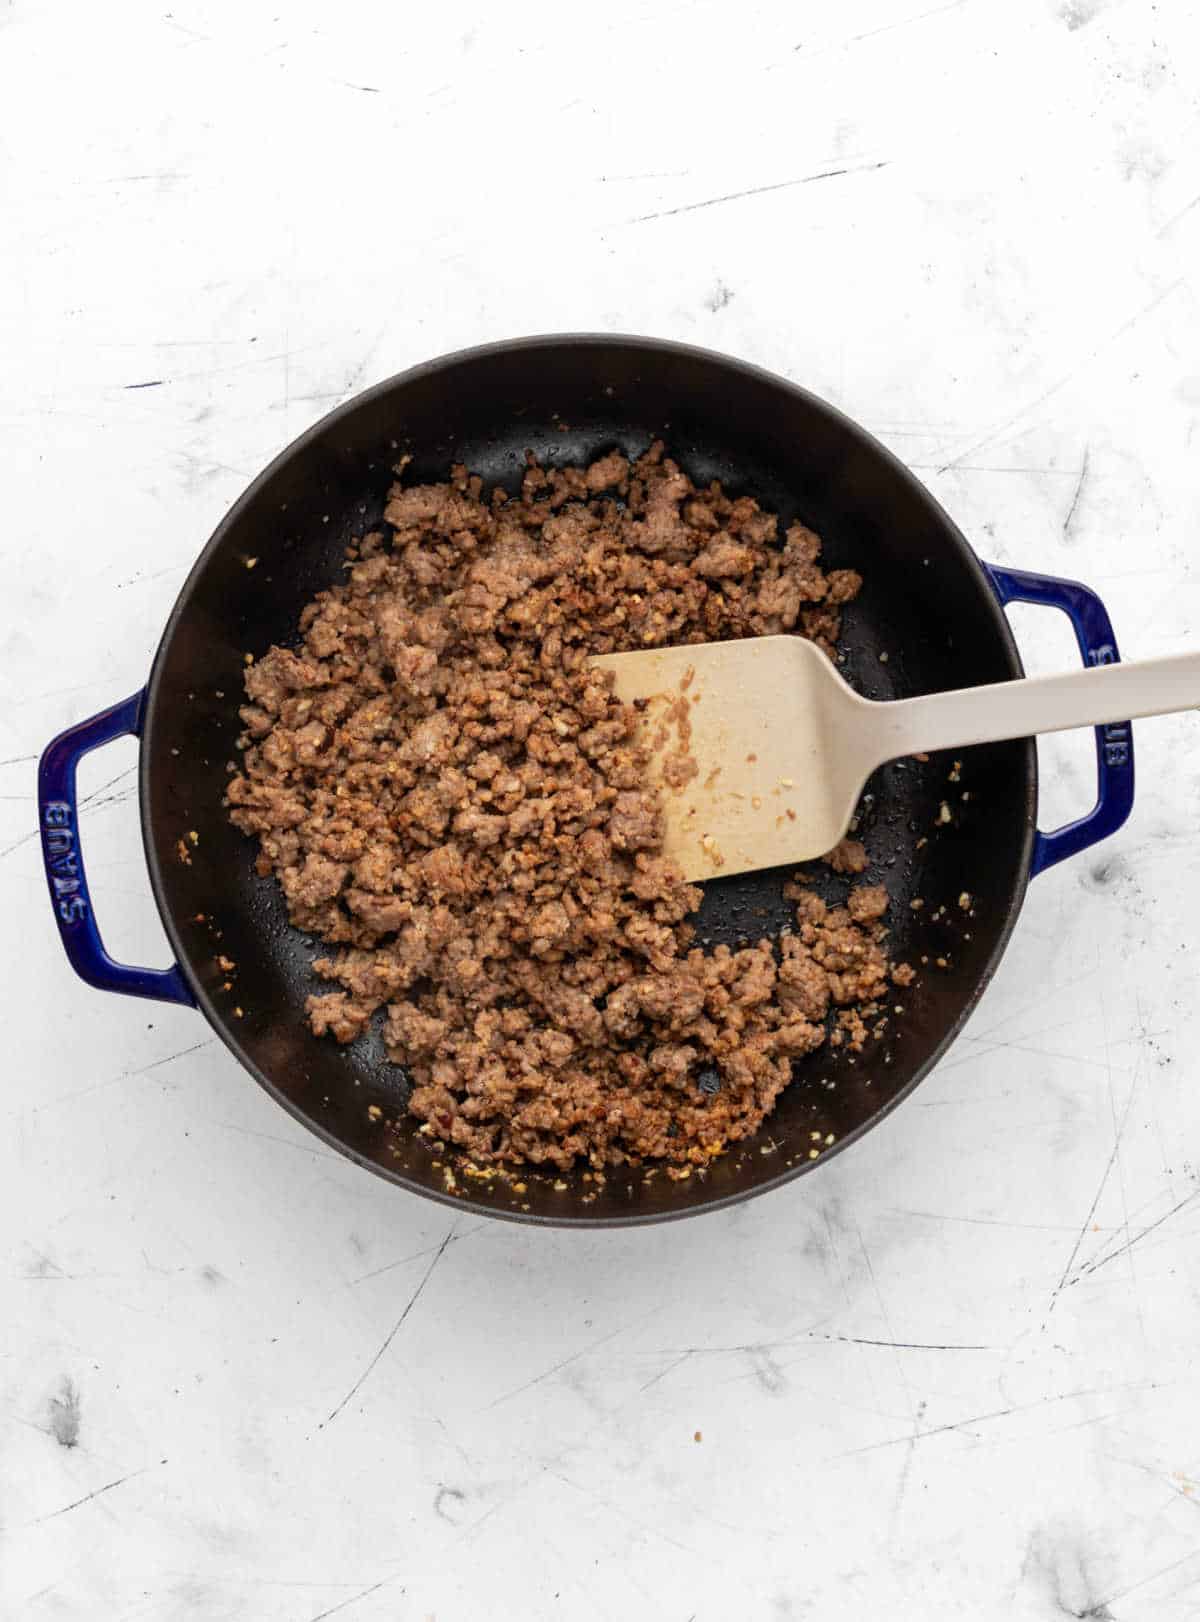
[984, 564, 1135, 877]
[38, 691, 195, 1006]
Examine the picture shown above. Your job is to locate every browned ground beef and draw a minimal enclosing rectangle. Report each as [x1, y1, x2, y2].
[226, 443, 912, 1172]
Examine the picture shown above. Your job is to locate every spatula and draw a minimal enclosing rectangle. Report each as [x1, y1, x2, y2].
[592, 635, 1190, 882]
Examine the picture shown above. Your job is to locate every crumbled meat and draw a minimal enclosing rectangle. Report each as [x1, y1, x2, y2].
[847, 883, 889, 924]
[227, 443, 896, 1171]
[825, 837, 869, 875]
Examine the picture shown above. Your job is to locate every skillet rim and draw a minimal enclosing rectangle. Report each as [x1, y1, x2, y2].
[138, 333, 1037, 1227]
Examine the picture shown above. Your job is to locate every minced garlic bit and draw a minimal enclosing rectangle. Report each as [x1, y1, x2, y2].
[808, 1147, 820, 1160]
[367, 1104, 382, 1121]
[937, 802, 952, 825]
[958, 891, 971, 910]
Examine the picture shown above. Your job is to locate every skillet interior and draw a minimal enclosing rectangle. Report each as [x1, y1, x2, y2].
[140, 336, 1036, 1225]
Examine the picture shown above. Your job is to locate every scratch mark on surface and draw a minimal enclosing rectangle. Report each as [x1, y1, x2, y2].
[1062, 446, 1091, 540]
[124, 379, 165, 390]
[639, 1350, 694, 1392]
[964, 963, 1105, 1045]
[38, 1039, 218, 1112]
[777, 0, 970, 65]
[544, 1467, 698, 1555]
[307, 1579, 397, 1621]
[218, 1121, 345, 1162]
[832, 1383, 1153, 1460]
[322, 1225, 456, 1426]
[937, 278, 1185, 472]
[30, 1466, 146, 1523]
[890, 1398, 926, 1542]
[3, 759, 137, 852]
[628, 161, 888, 224]
[102, 170, 187, 184]
[1158, 191, 1200, 238]
[598, 168, 692, 183]
[1045, 1065, 1138, 1317]
[852, 1212, 917, 1432]
[1078, 1191, 1200, 1278]
[1106, 1452, 1199, 1498]
[1087, 1547, 1200, 1613]
[818, 1333, 993, 1351]
[0, 828, 39, 859]
[893, 1209, 1095, 1233]
[117, 1039, 215, 1083]
[0, 754, 37, 767]
[116, 563, 188, 590]
[79, 765, 137, 805]
[1104, 1010, 1148, 1352]
[841, 0, 968, 47]
[905, 462, 1080, 476]
[935, 1032, 1116, 1078]
[349, 1222, 485, 1283]
[163, 15, 211, 41]
[488, 1317, 646, 1409]
[19, 1585, 60, 1609]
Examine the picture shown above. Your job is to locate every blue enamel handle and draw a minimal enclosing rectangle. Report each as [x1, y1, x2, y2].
[38, 690, 195, 1005]
[985, 564, 1135, 877]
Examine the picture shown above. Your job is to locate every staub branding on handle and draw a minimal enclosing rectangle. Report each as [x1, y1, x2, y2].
[1088, 644, 1133, 769]
[42, 800, 86, 925]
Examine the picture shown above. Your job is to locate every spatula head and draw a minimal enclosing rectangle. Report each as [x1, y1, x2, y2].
[592, 636, 875, 882]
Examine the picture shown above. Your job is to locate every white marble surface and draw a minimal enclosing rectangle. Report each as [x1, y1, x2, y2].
[4, 1, 1200, 1617]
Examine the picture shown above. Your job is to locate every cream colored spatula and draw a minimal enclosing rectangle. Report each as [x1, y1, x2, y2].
[593, 635, 1188, 882]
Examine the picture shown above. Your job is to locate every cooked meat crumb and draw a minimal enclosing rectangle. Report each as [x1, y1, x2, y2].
[226, 443, 900, 1171]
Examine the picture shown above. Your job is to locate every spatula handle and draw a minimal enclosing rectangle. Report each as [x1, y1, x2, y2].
[870, 649, 1200, 762]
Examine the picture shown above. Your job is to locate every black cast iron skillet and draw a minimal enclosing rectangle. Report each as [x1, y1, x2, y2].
[37, 336, 1135, 1226]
